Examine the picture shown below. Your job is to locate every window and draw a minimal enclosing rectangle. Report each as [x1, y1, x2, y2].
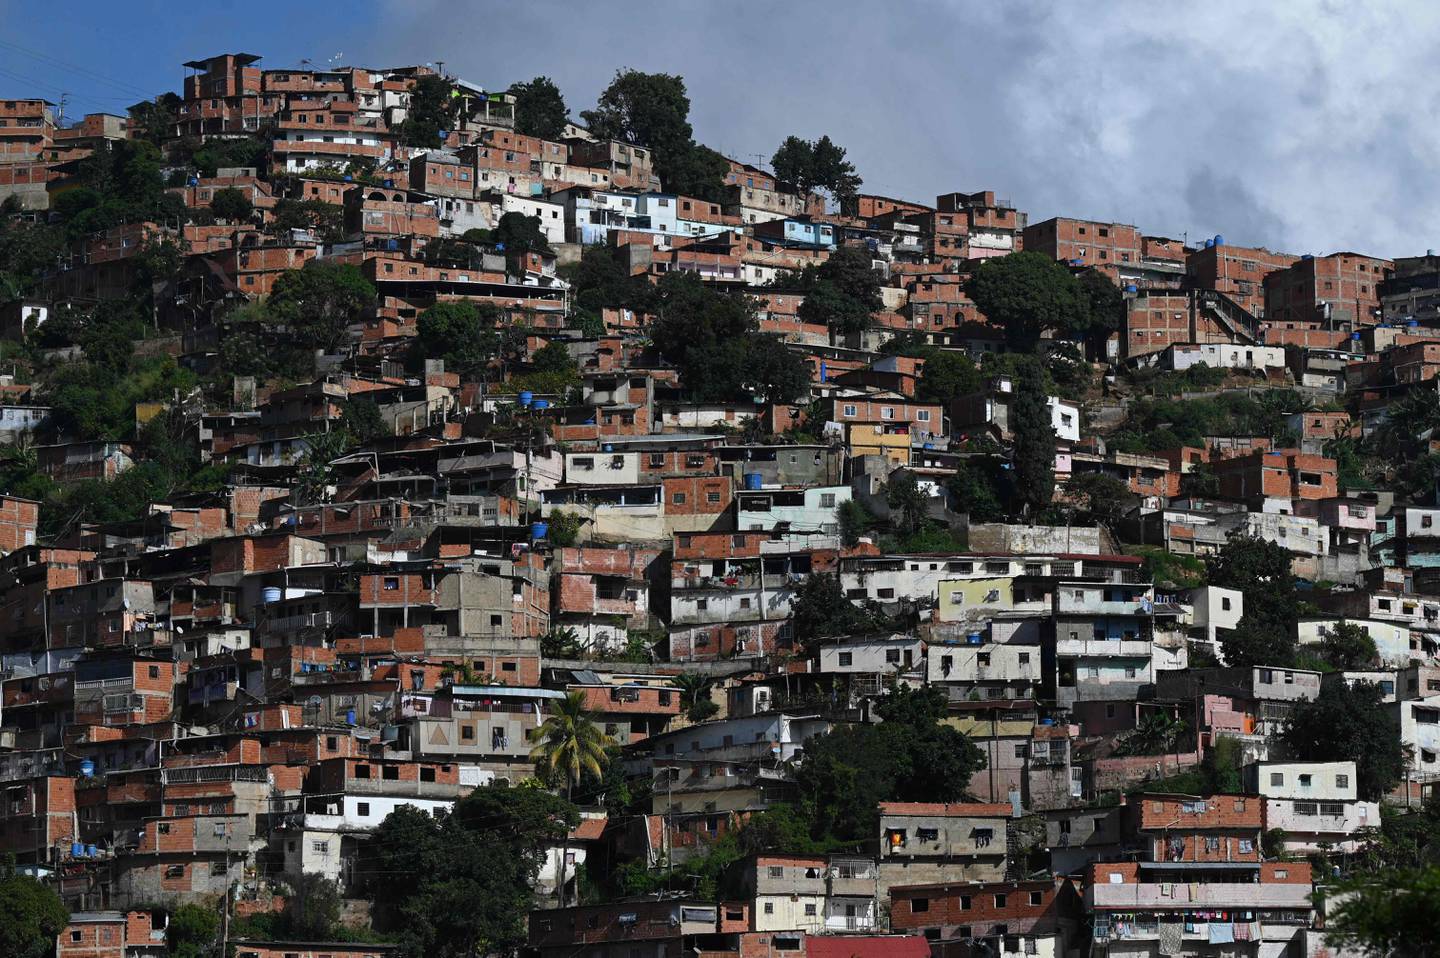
[768, 865, 784, 878]
[820, 493, 837, 508]
[994, 894, 1007, 908]
[1299, 774, 1313, 787]
[148, 665, 160, 678]
[696, 599, 708, 611]
[959, 895, 972, 909]
[916, 827, 939, 842]
[886, 649, 902, 663]
[673, 492, 687, 504]
[1222, 596, 1232, 611]
[1270, 772, 1283, 787]
[838, 652, 853, 666]
[355, 764, 371, 779]
[1337, 773, 1350, 789]
[383, 577, 399, 591]
[461, 725, 475, 741]
[1294, 802, 1318, 816]
[707, 492, 721, 504]
[1029, 891, 1043, 906]
[763, 902, 774, 914]
[357, 802, 370, 817]
[803, 904, 817, 916]
[917, 409, 931, 422]
[420, 766, 436, 782]
[71, 931, 82, 943]
[843, 404, 857, 417]
[312, 840, 329, 854]
[913, 897, 930, 913]
[1014, 743, 1026, 758]
[1019, 652, 1031, 665]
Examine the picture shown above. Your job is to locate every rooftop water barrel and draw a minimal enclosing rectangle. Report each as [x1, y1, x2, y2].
[262, 586, 282, 605]
[819, 361, 828, 382]
[518, 391, 534, 407]
[1301, 253, 1314, 260]
[603, 444, 613, 452]
[1040, 717, 1055, 726]
[85, 845, 98, 858]
[1124, 284, 1138, 293]
[1204, 238, 1215, 248]
[966, 632, 983, 645]
[345, 709, 356, 725]
[71, 843, 84, 858]
[531, 521, 549, 541]
[743, 473, 763, 490]
[532, 399, 550, 411]
[1214, 235, 1225, 246]
[79, 759, 95, 777]
[384, 178, 394, 188]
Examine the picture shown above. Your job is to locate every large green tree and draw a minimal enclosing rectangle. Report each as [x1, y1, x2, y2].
[770, 134, 861, 201]
[1011, 359, 1056, 515]
[789, 573, 886, 650]
[915, 349, 982, 406]
[400, 75, 458, 148]
[269, 262, 376, 354]
[1075, 267, 1126, 356]
[0, 858, 67, 958]
[1324, 866, 1440, 958]
[166, 903, 219, 958]
[1277, 680, 1406, 801]
[582, 70, 725, 201]
[365, 784, 578, 958]
[967, 250, 1090, 351]
[416, 300, 501, 379]
[510, 76, 569, 140]
[1320, 621, 1381, 671]
[1205, 534, 1298, 668]
[794, 247, 882, 336]
[796, 685, 987, 841]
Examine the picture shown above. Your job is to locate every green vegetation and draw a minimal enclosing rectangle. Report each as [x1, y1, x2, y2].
[583, 70, 727, 201]
[416, 301, 501, 379]
[650, 271, 809, 403]
[510, 76, 569, 140]
[1278, 680, 1405, 801]
[365, 784, 579, 958]
[1323, 865, 1440, 958]
[770, 134, 861, 201]
[1111, 389, 1306, 453]
[1012, 358, 1056, 515]
[0, 855, 67, 958]
[399, 75, 458, 148]
[208, 187, 253, 222]
[796, 685, 987, 841]
[1206, 534, 1299, 667]
[966, 251, 1089, 351]
[529, 689, 615, 794]
[786, 246, 883, 336]
[788, 573, 890, 650]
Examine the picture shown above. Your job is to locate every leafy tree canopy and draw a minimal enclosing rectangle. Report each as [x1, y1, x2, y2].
[269, 261, 376, 354]
[967, 250, 1089, 351]
[1278, 680, 1406, 801]
[510, 76, 569, 140]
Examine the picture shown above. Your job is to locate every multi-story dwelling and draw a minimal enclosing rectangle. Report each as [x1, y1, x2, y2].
[877, 802, 1013, 896]
[1244, 760, 1379, 853]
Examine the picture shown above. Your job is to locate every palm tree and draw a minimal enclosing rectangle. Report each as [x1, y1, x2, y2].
[674, 673, 717, 723]
[530, 690, 613, 790]
[529, 690, 613, 907]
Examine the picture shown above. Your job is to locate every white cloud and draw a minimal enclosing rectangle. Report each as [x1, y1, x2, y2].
[369, 0, 1440, 257]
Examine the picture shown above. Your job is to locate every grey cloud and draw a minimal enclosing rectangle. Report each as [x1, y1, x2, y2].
[362, 0, 1440, 257]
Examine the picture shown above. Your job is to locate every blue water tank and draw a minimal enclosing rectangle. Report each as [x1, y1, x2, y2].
[532, 399, 550, 411]
[384, 178, 394, 188]
[1351, 333, 1362, 341]
[518, 391, 534, 407]
[531, 521, 549, 541]
[819, 361, 828, 382]
[1301, 253, 1314, 260]
[262, 586, 282, 605]
[1214, 234, 1225, 246]
[1204, 238, 1215, 248]
[1040, 717, 1055, 726]
[343, 174, 353, 183]
[85, 845, 98, 858]
[79, 759, 95, 777]
[1124, 284, 1138, 293]
[966, 632, 983, 645]
[743, 473, 763, 490]
[1410, 320, 1421, 328]
[71, 842, 84, 858]
[385, 238, 399, 251]
[923, 442, 934, 450]
[345, 709, 356, 725]
[438, 130, 449, 140]
[602, 444, 613, 452]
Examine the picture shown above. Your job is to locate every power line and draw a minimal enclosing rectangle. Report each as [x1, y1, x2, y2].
[0, 39, 157, 100]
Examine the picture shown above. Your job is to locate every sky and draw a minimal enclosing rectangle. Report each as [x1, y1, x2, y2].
[1, 0, 1436, 258]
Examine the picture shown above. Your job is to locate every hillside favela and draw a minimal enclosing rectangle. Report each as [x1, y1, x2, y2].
[0, 22, 1434, 958]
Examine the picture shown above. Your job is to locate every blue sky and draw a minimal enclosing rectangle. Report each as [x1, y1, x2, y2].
[2, 1, 1436, 258]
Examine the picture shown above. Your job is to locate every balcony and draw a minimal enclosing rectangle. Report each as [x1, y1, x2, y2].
[1056, 638, 1154, 658]
[1055, 593, 1153, 617]
[1089, 881, 1310, 910]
